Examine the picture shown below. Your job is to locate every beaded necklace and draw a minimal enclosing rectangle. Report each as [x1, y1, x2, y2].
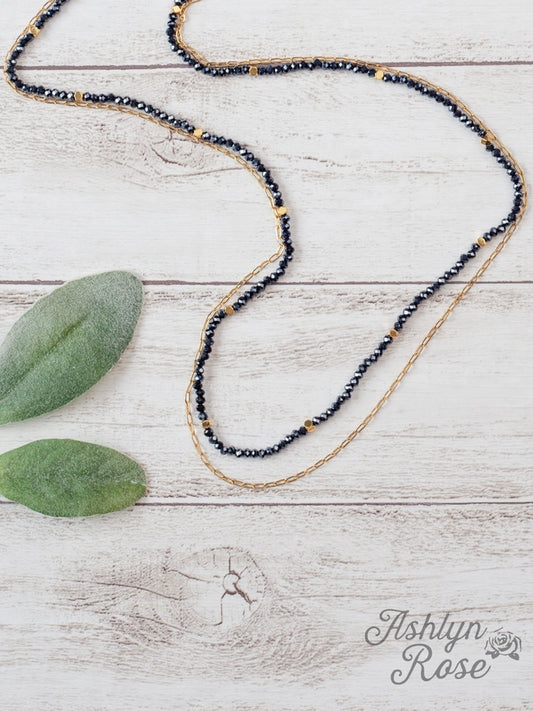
[4, 0, 527, 488]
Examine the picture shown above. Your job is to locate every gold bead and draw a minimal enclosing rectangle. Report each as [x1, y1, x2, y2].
[74, 91, 83, 103]
[304, 419, 316, 432]
[201, 420, 211, 429]
[171, 4, 183, 12]
[193, 127, 203, 139]
[225, 305, 235, 315]
[476, 236, 487, 247]
[389, 328, 399, 339]
[375, 69, 384, 80]
[481, 137, 490, 145]
[275, 206, 287, 217]
[28, 25, 40, 37]
[249, 66, 258, 76]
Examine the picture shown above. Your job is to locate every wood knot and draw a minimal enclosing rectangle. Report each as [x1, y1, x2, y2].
[177, 547, 266, 630]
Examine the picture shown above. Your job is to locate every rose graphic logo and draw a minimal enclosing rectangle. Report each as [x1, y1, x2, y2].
[485, 629, 522, 660]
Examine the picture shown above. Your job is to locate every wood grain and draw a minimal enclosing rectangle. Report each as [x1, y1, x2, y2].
[3, 0, 533, 66]
[1, 504, 531, 710]
[0, 283, 530, 503]
[1, 66, 531, 282]
[1, 1, 531, 709]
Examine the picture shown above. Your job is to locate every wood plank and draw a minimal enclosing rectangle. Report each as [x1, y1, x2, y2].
[0, 283, 530, 503]
[1, 503, 531, 709]
[4, 0, 533, 66]
[1, 66, 531, 282]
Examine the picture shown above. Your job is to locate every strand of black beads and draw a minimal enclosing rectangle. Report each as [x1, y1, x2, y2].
[165, 10, 523, 458]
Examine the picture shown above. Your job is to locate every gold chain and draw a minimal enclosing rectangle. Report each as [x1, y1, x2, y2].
[5, 0, 527, 489]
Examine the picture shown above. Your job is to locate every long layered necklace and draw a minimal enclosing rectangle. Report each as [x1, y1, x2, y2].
[5, 0, 527, 488]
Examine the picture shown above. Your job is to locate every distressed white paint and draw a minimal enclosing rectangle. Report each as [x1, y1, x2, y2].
[4, 0, 533, 65]
[1, 505, 532, 710]
[0, 283, 530, 502]
[1, 0, 532, 709]
[1, 66, 531, 282]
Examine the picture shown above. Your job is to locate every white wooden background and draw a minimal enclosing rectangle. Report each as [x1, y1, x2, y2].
[1, 1, 532, 709]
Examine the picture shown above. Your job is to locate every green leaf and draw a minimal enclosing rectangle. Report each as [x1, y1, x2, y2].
[0, 439, 146, 517]
[0, 271, 143, 424]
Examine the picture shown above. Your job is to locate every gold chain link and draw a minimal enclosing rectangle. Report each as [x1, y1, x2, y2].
[5, 0, 527, 489]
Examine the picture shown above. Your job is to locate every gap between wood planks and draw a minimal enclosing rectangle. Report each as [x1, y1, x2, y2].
[17, 60, 533, 70]
[0, 280, 531, 286]
[0, 500, 532, 507]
